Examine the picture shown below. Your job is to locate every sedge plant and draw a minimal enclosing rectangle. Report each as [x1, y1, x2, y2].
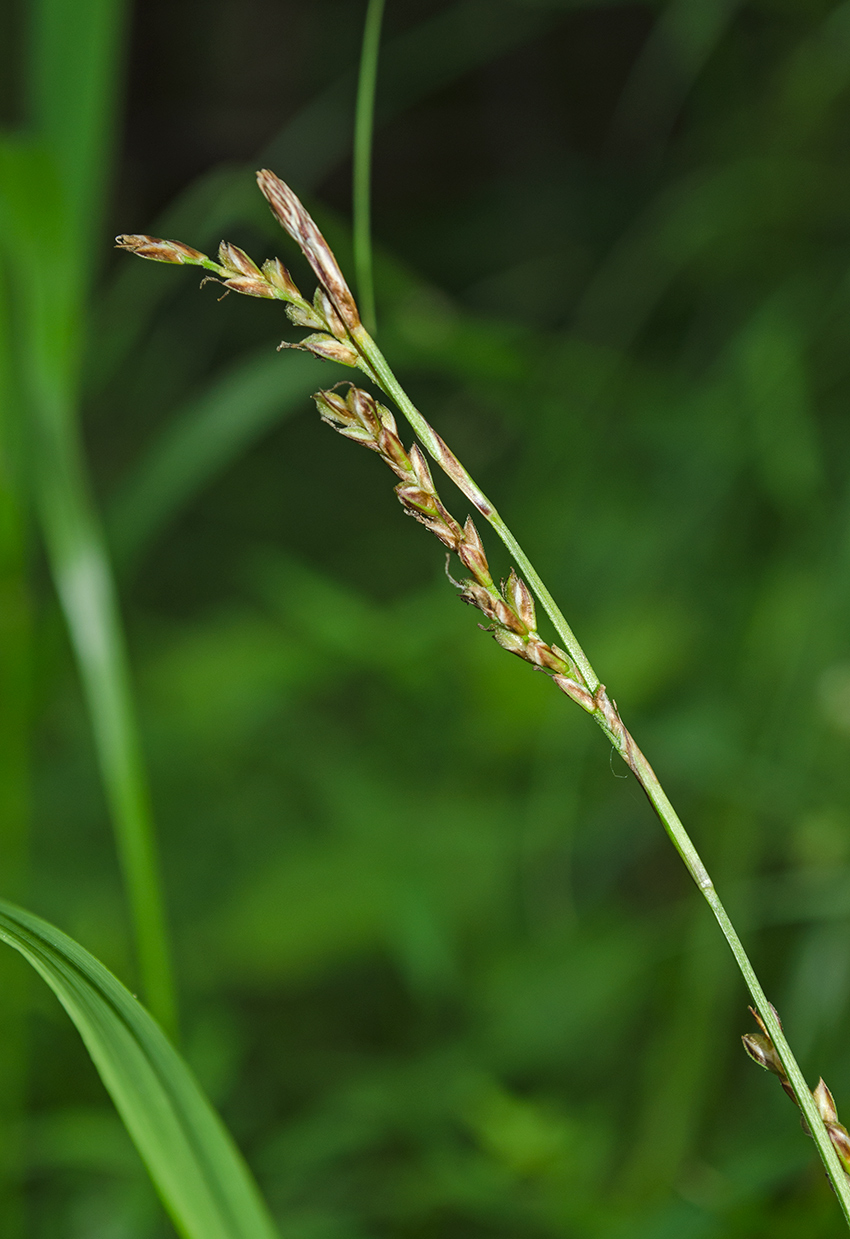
[116, 169, 850, 1224]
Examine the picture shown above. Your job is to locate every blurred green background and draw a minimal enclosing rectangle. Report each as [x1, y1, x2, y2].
[5, 0, 850, 1234]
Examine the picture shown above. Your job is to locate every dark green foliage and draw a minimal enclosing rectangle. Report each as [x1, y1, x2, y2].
[6, 0, 850, 1234]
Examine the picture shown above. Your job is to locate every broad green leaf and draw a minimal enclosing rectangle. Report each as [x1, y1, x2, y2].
[0, 900, 279, 1239]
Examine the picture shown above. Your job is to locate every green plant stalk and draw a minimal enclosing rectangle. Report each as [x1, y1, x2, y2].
[0, 273, 30, 1239]
[33, 412, 177, 1038]
[350, 324, 850, 1221]
[0, 158, 178, 1036]
[2, 0, 179, 1037]
[115, 173, 850, 1215]
[352, 0, 386, 335]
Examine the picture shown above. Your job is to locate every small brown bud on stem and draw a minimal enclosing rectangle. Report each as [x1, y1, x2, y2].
[743, 1007, 850, 1176]
[218, 242, 262, 278]
[115, 235, 209, 265]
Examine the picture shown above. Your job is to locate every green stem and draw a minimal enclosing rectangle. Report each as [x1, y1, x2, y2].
[33, 407, 178, 1038]
[0, 285, 31, 1239]
[353, 0, 386, 335]
[352, 327, 599, 687]
[349, 323, 850, 1222]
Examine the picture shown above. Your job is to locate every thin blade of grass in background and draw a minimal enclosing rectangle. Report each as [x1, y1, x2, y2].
[0, 252, 30, 1239]
[0, 900, 280, 1239]
[353, 0, 387, 334]
[0, 0, 177, 1033]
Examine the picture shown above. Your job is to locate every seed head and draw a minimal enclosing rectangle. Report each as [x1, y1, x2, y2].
[313, 287, 348, 341]
[492, 628, 529, 658]
[115, 235, 208, 265]
[815, 1079, 839, 1125]
[504, 569, 536, 632]
[457, 518, 492, 586]
[286, 303, 326, 330]
[218, 242, 262, 277]
[279, 334, 359, 366]
[222, 275, 276, 298]
[262, 257, 303, 301]
[256, 169, 361, 331]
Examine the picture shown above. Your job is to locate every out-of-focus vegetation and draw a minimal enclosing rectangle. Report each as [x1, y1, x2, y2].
[5, 0, 850, 1234]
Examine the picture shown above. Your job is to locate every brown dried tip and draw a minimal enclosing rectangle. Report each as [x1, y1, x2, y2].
[815, 1079, 839, 1125]
[115, 235, 207, 264]
[256, 170, 361, 332]
[218, 242, 261, 278]
[278, 334, 359, 367]
[222, 276, 276, 299]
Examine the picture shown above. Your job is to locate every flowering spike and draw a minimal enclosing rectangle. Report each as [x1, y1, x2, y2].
[815, 1079, 839, 1125]
[256, 169, 361, 331]
[505, 569, 536, 632]
[222, 275, 275, 298]
[313, 287, 348, 341]
[457, 518, 492, 587]
[278, 334, 359, 366]
[408, 444, 436, 493]
[218, 242, 262, 277]
[286, 303, 325, 330]
[262, 256, 302, 301]
[313, 389, 353, 426]
[115, 235, 208, 265]
[376, 403, 399, 436]
[492, 628, 528, 657]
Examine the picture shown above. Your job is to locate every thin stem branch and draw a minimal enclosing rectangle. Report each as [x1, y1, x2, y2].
[353, 0, 386, 335]
[350, 323, 850, 1223]
[117, 169, 850, 1221]
[352, 326, 599, 689]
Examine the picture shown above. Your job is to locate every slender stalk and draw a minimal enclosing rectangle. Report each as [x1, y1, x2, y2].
[5, 0, 180, 1039]
[0, 275, 30, 1239]
[353, 0, 386, 334]
[31, 397, 178, 1038]
[117, 171, 850, 1219]
[349, 324, 850, 1221]
[351, 327, 599, 688]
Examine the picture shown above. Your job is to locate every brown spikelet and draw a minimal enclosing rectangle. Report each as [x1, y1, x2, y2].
[313, 288, 348, 340]
[815, 1080, 839, 1125]
[552, 676, 595, 712]
[457, 518, 492, 586]
[286, 304, 326, 330]
[256, 170, 361, 331]
[278, 334, 359, 366]
[222, 276, 276, 298]
[115, 235, 208, 265]
[218, 242, 262, 277]
[408, 444, 436, 494]
[262, 257, 302, 300]
[505, 569, 536, 632]
[429, 430, 493, 518]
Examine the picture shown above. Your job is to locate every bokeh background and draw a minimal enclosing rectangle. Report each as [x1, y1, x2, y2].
[5, 0, 850, 1234]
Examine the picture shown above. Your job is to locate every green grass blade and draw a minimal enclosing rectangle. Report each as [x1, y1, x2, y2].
[353, 0, 386, 334]
[0, 240, 31, 1239]
[8, 0, 178, 1033]
[0, 900, 280, 1239]
[0, 138, 177, 1035]
[27, 0, 128, 274]
[108, 351, 330, 567]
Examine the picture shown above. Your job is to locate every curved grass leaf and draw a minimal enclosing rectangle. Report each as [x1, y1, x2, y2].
[0, 900, 279, 1239]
